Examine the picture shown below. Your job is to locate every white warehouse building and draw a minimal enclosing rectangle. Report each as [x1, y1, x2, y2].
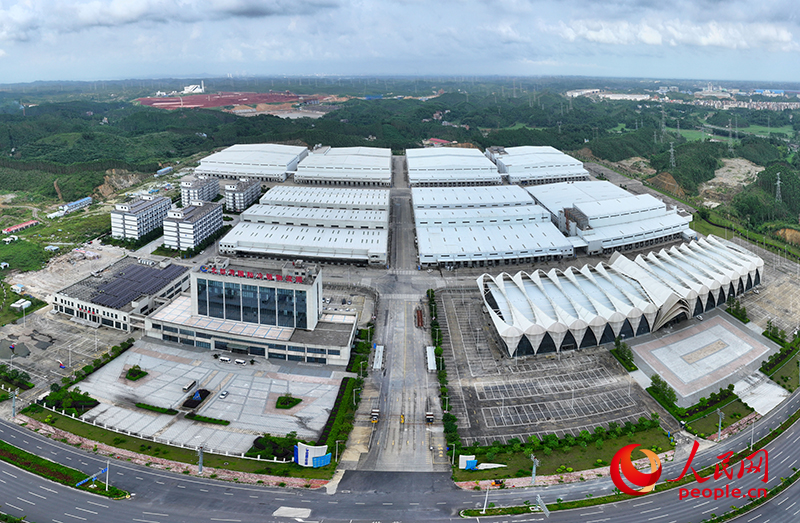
[294, 146, 392, 186]
[412, 186, 574, 268]
[529, 181, 692, 255]
[260, 186, 390, 211]
[194, 143, 308, 182]
[479, 236, 764, 356]
[219, 187, 390, 266]
[486, 146, 590, 185]
[407, 148, 502, 187]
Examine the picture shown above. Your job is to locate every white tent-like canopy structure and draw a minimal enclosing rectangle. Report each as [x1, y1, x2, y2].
[478, 236, 764, 356]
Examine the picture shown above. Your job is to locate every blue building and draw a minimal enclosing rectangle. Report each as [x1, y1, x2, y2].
[60, 196, 93, 214]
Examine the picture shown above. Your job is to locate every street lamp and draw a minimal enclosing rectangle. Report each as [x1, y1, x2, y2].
[716, 408, 725, 442]
[353, 387, 361, 406]
[359, 360, 366, 379]
[531, 454, 540, 485]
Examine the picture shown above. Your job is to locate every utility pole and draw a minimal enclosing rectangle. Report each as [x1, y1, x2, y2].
[481, 485, 490, 514]
[105, 460, 110, 491]
[11, 389, 17, 418]
[531, 454, 540, 485]
[776, 172, 782, 203]
[716, 408, 725, 442]
[198, 446, 203, 474]
[335, 440, 345, 462]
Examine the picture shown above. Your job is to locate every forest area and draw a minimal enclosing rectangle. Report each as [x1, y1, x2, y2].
[0, 77, 799, 238]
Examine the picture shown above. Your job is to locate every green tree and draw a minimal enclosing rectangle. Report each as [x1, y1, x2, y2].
[651, 374, 677, 406]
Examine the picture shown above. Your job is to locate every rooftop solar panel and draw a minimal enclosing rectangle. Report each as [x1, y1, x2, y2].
[90, 264, 188, 309]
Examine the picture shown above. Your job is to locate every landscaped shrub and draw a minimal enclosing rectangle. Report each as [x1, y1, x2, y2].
[276, 395, 302, 409]
[185, 413, 230, 425]
[126, 365, 148, 381]
[135, 403, 178, 415]
[182, 389, 210, 409]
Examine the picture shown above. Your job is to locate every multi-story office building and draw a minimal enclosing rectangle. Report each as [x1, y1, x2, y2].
[110, 195, 171, 240]
[162, 202, 223, 251]
[144, 259, 357, 366]
[180, 176, 219, 207]
[223, 178, 261, 212]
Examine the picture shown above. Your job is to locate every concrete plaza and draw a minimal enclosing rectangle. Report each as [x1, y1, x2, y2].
[76, 338, 351, 454]
[632, 310, 781, 407]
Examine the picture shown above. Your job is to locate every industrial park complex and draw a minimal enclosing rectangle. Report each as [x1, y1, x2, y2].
[53, 141, 743, 366]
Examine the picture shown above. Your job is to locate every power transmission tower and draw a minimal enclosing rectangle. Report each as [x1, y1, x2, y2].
[660, 104, 666, 142]
[734, 115, 738, 140]
[654, 130, 657, 144]
[776, 172, 782, 203]
[669, 142, 676, 169]
[557, 121, 562, 134]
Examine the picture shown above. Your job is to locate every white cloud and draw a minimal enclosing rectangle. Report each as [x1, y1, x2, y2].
[0, 49, 6, 58]
[556, 18, 798, 51]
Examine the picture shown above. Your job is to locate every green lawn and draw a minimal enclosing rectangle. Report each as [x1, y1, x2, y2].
[24, 407, 334, 479]
[685, 399, 753, 438]
[666, 127, 707, 142]
[769, 353, 799, 393]
[452, 428, 672, 481]
[744, 124, 794, 137]
[31, 212, 111, 246]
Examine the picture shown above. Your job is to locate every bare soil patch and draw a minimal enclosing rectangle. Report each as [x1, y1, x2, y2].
[699, 158, 762, 207]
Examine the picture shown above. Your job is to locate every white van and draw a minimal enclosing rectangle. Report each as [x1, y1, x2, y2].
[234, 359, 247, 365]
[219, 356, 231, 363]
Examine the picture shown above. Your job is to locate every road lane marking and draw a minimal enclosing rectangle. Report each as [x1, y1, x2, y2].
[210, 519, 241, 522]
[86, 501, 107, 508]
[176, 485, 185, 489]
[224, 492, 233, 496]
[633, 501, 653, 507]
[16, 497, 35, 505]
[586, 519, 610, 523]
[747, 515, 762, 521]
[142, 513, 168, 517]
[27, 491, 47, 499]
[73, 508, 96, 515]
[200, 489, 209, 492]
[155, 481, 164, 484]
[580, 512, 603, 516]
[40, 486, 58, 494]
[136, 477, 144, 480]
[694, 501, 710, 508]
[5, 504, 22, 512]
[133, 519, 159, 523]
[647, 515, 669, 521]
[63, 514, 86, 521]
[641, 508, 659, 514]
[249, 495, 258, 498]
[2, 470, 17, 478]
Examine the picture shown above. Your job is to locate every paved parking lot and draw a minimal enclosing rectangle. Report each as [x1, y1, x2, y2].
[436, 288, 671, 446]
[76, 339, 350, 454]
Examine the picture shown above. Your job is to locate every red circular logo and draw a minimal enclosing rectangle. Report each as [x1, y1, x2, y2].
[610, 444, 662, 496]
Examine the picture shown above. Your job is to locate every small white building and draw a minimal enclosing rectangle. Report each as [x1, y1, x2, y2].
[223, 178, 261, 212]
[180, 176, 219, 207]
[163, 201, 224, 251]
[110, 195, 171, 241]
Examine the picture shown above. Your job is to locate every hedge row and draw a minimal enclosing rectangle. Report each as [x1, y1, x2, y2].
[135, 403, 178, 415]
[761, 336, 800, 375]
[317, 377, 356, 447]
[185, 413, 230, 425]
[0, 438, 128, 499]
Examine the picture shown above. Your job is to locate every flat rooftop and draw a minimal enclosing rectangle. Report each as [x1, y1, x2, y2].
[412, 185, 534, 208]
[198, 143, 307, 168]
[58, 257, 188, 311]
[166, 202, 221, 224]
[414, 205, 549, 225]
[220, 222, 388, 257]
[527, 181, 633, 214]
[260, 186, 390, 210]
[242, 205, 388, 225]
[417, 222, 573, 257]
[152, 295, 353, 347]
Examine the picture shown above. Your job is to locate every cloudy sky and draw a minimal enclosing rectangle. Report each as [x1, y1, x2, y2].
[1, 0, 799, 83]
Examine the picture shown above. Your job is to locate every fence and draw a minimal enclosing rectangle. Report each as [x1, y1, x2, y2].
[31, 401, 292, 464]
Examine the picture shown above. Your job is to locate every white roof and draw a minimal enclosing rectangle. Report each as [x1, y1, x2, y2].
[417, 222, 573, 261]
[575, 194, 665, 219]
[528, 181, 631, 214]
[242, 205, 388, 227]
[479, 235, 764, 356]
[407, 147, 500, 184]
[260, 186, 390, 210]
[219, 222, 388, 260]
[497, 146, 585, 171]
[197, 143, 307, 174]
[412, 186, 533, 209]
[414, 205, 549, 226]
[579, 213, 689, 245]
[296, 147, 391, 183]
